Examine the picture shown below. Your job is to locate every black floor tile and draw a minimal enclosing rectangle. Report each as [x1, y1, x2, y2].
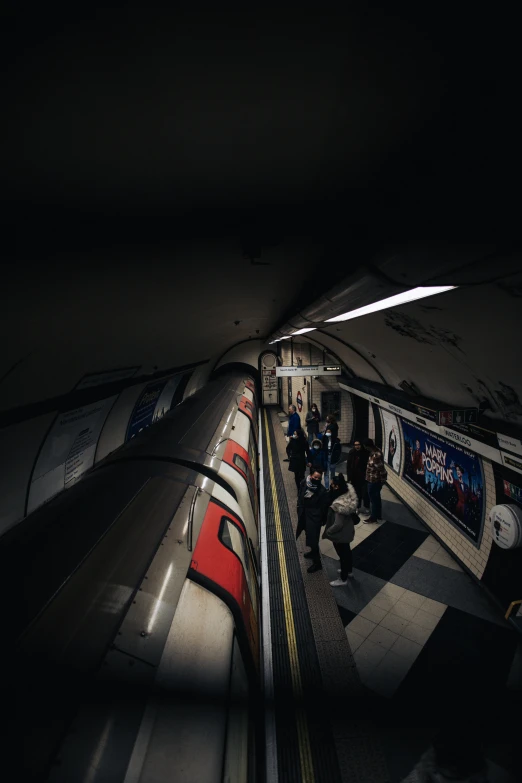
[351, 522, 428, 581]
[337, 605, 357, 627]
[395, 606, 518, 716]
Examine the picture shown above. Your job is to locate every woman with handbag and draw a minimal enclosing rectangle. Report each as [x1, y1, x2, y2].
[322, 473, 359, 586]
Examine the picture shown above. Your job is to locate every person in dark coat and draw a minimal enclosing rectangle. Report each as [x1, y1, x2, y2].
[321, 433, 342, 490]
[307, 437, 327, 474]
[284, 404, 302, 461]
[324, 414, 339, 441]
[296, 469, 329, 572]
[345, 440, 370, 512]
[287, 427, 309, 489]
[322, 473, 359, 585]
[305, 403, 321, 444]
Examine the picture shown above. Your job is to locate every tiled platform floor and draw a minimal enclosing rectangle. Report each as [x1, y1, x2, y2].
[278, 413, 520, 781]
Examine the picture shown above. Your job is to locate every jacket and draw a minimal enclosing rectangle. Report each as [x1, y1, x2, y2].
[308, 445, 327, 472]
[324, 421, 339, 441]
[322, 435, 342, 464]
[305, 409, 320, 434]
[288, 436, 309, 473]
[296, 481, 329, 540]
[287, 411, 301, 438]
[346, 448, 369, 484]
[322, 485, 358, 543]
[366, 449, 388, 483]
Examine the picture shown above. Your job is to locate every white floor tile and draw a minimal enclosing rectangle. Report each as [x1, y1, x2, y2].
[413, 547, 433, 560]
[348, 615, 377, 639]
[359, 603, 388, 625]
[422, 536, 440, 552]
[366, 624, 399, 651]
[375, 649, 413, 679]
[401, 621, 433, 645]
[380, 612, 410, 635]
[390, 635, 423, 663]
[389, 600, 418, 621]
[412, 607, 441, 630]
[380, 583, 406, 600]
[346, 628, 365, 652]
[370, 593, 399, 612]
[421, 597, 447, 617]
[354, 638, 388, 669]
[400, 590, 426, 609]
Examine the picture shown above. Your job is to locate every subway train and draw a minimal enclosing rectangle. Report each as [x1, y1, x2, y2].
[0, 370, 262, 783]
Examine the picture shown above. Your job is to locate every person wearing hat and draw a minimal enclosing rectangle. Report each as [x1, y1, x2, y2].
[296, 469, 330, 573]
[322, 473, 359, 586]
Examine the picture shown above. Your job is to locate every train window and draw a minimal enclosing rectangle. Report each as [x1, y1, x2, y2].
[248, 435, 258, 477]
[222, 637, 250, 783]
[219, 518, 258, 617]
[233, 453, 248, 476]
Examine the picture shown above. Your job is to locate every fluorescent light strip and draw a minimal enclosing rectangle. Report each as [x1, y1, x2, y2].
[291, 327, 317, 335]
[325, 286, 457, 323]
[279, 336, 291, 340]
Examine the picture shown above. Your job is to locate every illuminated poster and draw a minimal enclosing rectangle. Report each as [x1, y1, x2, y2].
[402, 420, 485, 545]
[382, 409, 402, 474]
[126, 377, 181, 441]
[28, 396, 117, 514]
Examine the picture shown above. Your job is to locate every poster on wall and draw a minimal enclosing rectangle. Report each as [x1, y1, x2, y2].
[381, 409, 402, 474]
[27, 396, 117, 514]
[401, 419, 485, 545]
[126, 376, 181, 441]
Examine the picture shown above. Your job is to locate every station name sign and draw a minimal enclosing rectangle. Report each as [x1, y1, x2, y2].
[275, 365, 341, 377]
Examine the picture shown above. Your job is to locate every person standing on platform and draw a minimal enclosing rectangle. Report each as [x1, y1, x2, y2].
[305, 403, 321, 445]
[284, 404, 301, 462]
[322, 431, 342, 490]
[324, 414, 339, 441]
[360, 438, 387, 524]
[307, 438, 327, 474]
[287, 428, 309, 490]
[322, 473, 359, 586]
[296, 469, 329, 573]
[346, 440, 370, 512]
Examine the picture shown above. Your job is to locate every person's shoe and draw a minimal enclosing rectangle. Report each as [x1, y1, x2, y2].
[330, 578, 348, 587]
[304, 550, 315, 559]
[307, 562, 322, 573]
[363, 517, 378, 524]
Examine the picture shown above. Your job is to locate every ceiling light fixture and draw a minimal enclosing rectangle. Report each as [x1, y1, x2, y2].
[291, 327, 317, 335]
[325, 286, 458, 323]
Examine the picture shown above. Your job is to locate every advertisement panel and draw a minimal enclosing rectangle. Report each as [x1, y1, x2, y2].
[152, 375, 182, 424]
[401, 419, 485, 545]
[126, 379, 169, 441]
[382, 409, 402, 474]
[28, 396, 117, 513]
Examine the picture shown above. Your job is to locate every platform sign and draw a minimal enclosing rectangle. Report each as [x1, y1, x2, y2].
[438, 408, 478, 426]
[126, 379, 168, 441]
[276, 365, 341, 377]
[504, 480, 522, 504]
[296, 390, 303, 412]
[490, 504, 522, 549]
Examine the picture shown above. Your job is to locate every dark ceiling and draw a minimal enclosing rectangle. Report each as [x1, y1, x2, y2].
[3, 5, 517, 246]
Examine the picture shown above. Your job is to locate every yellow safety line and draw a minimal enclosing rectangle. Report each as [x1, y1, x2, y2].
[263, 409, 315, 783]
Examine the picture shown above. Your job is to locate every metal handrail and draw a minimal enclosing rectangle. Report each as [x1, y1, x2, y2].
[505, 599, 522, 620]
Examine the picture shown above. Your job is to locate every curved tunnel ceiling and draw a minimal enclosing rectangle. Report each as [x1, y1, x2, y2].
[2, 8, 520, 424]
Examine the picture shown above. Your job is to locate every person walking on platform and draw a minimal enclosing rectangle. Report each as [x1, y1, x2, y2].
[287, 428, 309, 490]
[322, 473, 359, 586]
[324, 414, 339, 441]
[360, 438, 387, 524]
[346, 440, 370, 512]
[296, 470, 329, 573]
[284, 404, 301, 461]
[322, 431, 342, 490]
[307, 438, 327, 474]
[305, 403, 321, 445]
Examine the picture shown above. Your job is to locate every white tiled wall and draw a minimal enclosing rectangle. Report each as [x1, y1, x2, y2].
[280, 342, 354, 442]
[378, 407, 494, 580]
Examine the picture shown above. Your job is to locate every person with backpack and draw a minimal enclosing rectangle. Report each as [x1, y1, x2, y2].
[322, 473, 359, 586]
[296, 469, 330, 573]
[307, 437, 327, 474]
[360, 438, 387, 524]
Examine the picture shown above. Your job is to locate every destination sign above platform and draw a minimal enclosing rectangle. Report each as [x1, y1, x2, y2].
[276, 365, 341, 377]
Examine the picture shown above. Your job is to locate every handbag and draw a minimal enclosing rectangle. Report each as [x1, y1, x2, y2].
[351, 512, 360, 525]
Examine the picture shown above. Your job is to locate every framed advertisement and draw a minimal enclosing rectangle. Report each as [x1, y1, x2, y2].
[401, 419, 485, 546]
[381, 409, 402, 474]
